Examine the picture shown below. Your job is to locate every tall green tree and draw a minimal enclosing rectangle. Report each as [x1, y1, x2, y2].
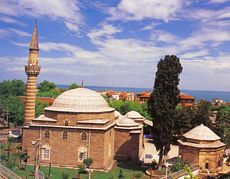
[0, 80, 25, 96]
[148, 55, 182, 169]
[38, 80, 56, 92]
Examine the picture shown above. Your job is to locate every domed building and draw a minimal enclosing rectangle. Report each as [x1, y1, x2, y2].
[23, 88, 144, 169]
[22, 23, 144, 170]
[178, 124, 225, 174]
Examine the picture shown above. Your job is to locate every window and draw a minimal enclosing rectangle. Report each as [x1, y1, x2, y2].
[45, 130, 50, 138]
[42, 146, 50, 160]
[81, 131, 87, 140]
[64, 120, 69, 126]
[78, 147, 87, 162]
[63, 131, 68, 139]
[205, 163, 209, 169]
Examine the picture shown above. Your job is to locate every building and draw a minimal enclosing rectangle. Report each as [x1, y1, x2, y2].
[22, 23, 144, 170]
[135, 92, 151, 103]
[178, 93, 195, 107]
[178, 124, 225, 175]
[135, 92, 195, 107]
[102, 91, 135, 101]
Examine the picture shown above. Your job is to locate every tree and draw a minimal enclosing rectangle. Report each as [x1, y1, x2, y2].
[35, 100, 49, 117]
[68, 83, 80, 90]
[192, 100, 212, 128]
[174, 107, 193, 139]
[0, 96, 24, 125]
[83, 158, 93, 168]
[0, 80, 25, 96]
[148, 55, 182, 169]
[215, 111, 230, 147]
[38, 80, 56, 92]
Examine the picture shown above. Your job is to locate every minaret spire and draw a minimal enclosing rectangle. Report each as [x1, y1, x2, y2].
[24, 21, 41, 125]
[29, 20, 39, 50]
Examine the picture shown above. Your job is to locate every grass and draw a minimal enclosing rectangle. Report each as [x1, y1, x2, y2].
[1, 144, 149, 179]
[1, 163, 150, 179]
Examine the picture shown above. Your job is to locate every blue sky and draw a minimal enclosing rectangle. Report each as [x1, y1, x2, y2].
[0, 0, 230, 91]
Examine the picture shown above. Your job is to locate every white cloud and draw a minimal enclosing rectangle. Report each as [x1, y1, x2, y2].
[108, 0, 186, 21]
[0, 28, 31, 38]
[209, 0, 230, 3]
[0, 0, 83, 32]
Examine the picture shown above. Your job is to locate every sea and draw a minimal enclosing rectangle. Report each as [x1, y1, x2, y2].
[57, 85, 230, 102]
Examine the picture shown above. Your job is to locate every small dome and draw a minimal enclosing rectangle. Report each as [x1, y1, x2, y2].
[115, 111, 122, 118]
[125, 111, 143, 119]
[45, 88, 114, 113]
[183, 124, 220, 141]
[116, 116, 139, 127]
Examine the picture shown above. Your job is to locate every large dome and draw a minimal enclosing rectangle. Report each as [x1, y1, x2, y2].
[45, 88, 114, 113]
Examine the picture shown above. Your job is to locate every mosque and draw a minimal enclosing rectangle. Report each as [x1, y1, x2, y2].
[22, 23, 227, 174]
[22, 23, 144, 169]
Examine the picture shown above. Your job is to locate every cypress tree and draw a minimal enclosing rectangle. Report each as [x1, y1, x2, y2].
[148, 55, 182, 169]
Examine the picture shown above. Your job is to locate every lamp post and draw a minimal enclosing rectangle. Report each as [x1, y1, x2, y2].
[165, 162, 169, 179]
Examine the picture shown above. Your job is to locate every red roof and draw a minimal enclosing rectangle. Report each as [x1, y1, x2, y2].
[178, 93, 195, 100]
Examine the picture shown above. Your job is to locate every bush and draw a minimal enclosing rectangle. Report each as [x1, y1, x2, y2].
[171, 159, 188, 172]
[61, 173, 69, 179]
[135, 172, 142, 178]
[6, 161, 14, 169]
[118, 169, 124, 179]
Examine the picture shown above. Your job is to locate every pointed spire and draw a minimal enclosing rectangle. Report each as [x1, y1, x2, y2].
[29, 20, 39, 50]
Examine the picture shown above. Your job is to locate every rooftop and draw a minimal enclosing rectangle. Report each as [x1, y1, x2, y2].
[45, 88, 114, 113]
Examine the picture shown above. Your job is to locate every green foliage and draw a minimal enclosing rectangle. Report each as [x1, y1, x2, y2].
[148, 55, 182, 168]
[0, 80, 25, 96]
[61, 172, 69, 179]
[77, 164, 86, 174]
[110, 100, 152, 120]
[215, 112, 230, 146]
[6, 161, 14, 169]
[68, 83, 79, 90]
[174, 108, 193, 139]
[38, 80, 56, 92]
[192, 100, 212, 128]
[35, 100, 49, 117]
[171, 159, 188, 173]
[118, 169, 124, 179]
[37, 88, 62, 98]
[183, 164, 198, 179]
[0, 96, 24, 125]
[134, 172, 142, 178]
[83, 158, 93, 168]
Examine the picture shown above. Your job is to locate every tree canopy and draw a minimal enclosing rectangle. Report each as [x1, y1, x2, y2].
[68, 83, 80, 90]
[0, 80, 25, 96]
[148, 55, 182, 169]
[38, 80, 56, 92]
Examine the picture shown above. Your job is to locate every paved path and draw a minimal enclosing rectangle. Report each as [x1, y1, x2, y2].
[142, 138, 179, 163]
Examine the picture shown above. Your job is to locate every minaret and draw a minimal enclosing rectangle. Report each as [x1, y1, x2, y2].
[24, 21, 41, 125]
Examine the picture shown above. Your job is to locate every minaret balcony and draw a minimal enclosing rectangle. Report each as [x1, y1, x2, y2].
[25, 65, 41, 76]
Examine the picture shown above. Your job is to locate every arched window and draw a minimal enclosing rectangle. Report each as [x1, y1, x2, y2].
[64, 120, 69, 126]
[78, 146, 87, 162]
[45, 130, 50, 138]
[81, 131, 87, 140]
[63, 131, 68, 139]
